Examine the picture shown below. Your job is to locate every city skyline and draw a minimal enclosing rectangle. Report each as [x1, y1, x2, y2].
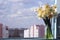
[0, 0, 55, 28]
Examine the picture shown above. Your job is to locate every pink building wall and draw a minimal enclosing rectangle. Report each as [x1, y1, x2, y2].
[36, 25, 45, 38]
[0, 23, 3, 38]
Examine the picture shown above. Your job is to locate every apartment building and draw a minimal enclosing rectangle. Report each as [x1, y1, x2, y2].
[24, 25, 45, 38]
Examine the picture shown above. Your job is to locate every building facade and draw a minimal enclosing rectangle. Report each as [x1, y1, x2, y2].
[0, 23, 9, 38]
[57, 13, 60, 39]
[2, 26, 9, 38]
[24, 25, 45, 38]
[51, 0, 60, 39]
[0, 23, 3, 38]
[51, 0, 57, 39]
[8, 28, 26, 38]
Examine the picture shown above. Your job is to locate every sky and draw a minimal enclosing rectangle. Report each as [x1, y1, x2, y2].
[0, 0, 55, 28]
[57, 0, 60, 13]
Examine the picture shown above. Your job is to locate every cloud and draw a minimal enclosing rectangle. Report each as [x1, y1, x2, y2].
[50, 0, 55, 2]
[7, 0, 37, 3]
[38, 1, 43, 7]
[0, 0, 50, 28]
[0, 15, 4, 18]
[6, 10, 22, 18]
[7, 0, 24, 2]
[21, 16, 37, 19]
[0, 0, 45, 18]
[30, 7, 38, 12]
[2, 5, 38, 19]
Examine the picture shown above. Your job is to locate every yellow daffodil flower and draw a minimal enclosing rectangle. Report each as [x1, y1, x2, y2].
[36, 4, 56, 19]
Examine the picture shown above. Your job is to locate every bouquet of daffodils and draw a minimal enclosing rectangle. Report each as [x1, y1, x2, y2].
[36, 4, 56, 39]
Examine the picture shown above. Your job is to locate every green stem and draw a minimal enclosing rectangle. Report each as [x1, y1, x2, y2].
[43, 17, 53, 39]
